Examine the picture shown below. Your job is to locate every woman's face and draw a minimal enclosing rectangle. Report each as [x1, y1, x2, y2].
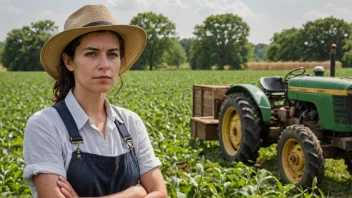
[64, 31, 121, 94]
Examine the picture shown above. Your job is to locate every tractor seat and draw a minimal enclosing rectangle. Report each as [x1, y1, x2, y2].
[260, 76, 285, 94]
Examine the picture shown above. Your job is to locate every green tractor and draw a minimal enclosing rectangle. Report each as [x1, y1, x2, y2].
[218, 45, 352, 187]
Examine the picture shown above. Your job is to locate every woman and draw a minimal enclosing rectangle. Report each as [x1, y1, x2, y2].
[23, 4, 167, 198]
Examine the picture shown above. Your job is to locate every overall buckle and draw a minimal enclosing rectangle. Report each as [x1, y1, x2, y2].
[124, 137, 134, 150]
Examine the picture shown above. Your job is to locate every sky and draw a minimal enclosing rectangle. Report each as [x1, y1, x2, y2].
[0, 0, 352, 44]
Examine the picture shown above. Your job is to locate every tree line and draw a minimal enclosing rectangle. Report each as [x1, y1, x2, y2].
[265, 17, 352, 64]
[0, 41, 4, 65]
[1, 13, 352, 71]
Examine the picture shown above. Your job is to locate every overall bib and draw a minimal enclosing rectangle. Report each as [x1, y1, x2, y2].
[53, 101, 140, 196]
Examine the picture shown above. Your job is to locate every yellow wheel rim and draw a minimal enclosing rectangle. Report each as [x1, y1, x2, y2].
[222, 107, 242, 156]
[282, 139, 305, 183]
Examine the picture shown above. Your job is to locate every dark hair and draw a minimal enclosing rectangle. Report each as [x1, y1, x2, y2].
[52, 31, 125, 103]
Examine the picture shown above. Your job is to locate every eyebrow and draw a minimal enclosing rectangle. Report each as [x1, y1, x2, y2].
[82, 47, 119, 52]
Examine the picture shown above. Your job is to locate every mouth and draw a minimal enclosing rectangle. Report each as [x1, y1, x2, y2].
[94, 75, 112, 79]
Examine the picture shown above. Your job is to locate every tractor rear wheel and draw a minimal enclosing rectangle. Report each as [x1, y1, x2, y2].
[278, 125, 324, 187]
[218, 92, 262, 165]
[344, 156, 352, 175]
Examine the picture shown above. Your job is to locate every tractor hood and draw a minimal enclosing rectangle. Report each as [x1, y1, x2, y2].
[288, 76, 352, 132]
[288, 76, 352, 95]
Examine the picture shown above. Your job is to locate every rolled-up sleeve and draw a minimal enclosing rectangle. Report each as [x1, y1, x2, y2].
[134, 114, 162, 175]
[23, 112, 66, 188]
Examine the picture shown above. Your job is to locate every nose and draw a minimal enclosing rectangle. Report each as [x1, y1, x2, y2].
[98, 54, 110, 70]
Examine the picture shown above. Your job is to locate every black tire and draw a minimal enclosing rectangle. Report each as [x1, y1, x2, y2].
[218, 92, 262, 165]
[277, 125, 324, 188]
[344, 156, 352, 175]
[260, 124, 271, 148]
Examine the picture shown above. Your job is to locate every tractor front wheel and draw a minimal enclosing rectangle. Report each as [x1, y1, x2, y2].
[278, 125, 324, 187]
[218, 93, 262, 165]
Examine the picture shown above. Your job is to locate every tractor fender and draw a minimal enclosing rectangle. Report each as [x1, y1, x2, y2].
[225, 84, 271, 122]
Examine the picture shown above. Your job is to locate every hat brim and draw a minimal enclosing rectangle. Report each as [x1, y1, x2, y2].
[40, 25, 146, 79]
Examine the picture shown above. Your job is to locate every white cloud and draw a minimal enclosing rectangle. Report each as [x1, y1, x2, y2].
[193, 0, 266, 22]
[107, 0, 265, 22]
[36, 10, 57, 20]
[304, 9, 329, 19]
[0, 0, 10, 5]
[107, 0, 189, 11]
[107, 0, 146, 11]
[324, 3, 334, 8]
[305, 7, 352, 21]
[4, 5, 22, 14]
[335, 7, 352, 18]
[34, 10, 67, 32]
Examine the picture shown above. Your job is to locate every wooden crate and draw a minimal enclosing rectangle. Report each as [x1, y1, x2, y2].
[193, 84, 230, 119]
[190, 116, 219, 141]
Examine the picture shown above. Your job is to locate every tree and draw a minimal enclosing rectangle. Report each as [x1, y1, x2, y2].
[301, 17, 352, 62]
[179, 38, 193, 61]
[189, 39, 211, 69]
[130, 12, 176, 70]
[342, 34, 352, 67]
[0, 49, 3, 64]
[265, 28, 303, 61]
[342, 51, 352, 67]
[251, 43, 268, 62]
[2, 20, 57, 71]
[265, 43, 280, 62]
[0, 42, 5, 64]
[190, 14, 251, 70]
[266, 17, 352, 64]
[163, 38, 187, 69]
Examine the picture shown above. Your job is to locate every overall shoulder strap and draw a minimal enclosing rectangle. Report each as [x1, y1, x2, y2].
[52, 101, 83, 144]
[112, 106, 133, 146]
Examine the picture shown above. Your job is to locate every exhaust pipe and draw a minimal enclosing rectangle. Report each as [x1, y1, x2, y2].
[330, 44, 336, 77]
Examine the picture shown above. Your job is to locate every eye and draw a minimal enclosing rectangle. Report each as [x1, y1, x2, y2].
[108, 52, 119, 58]
[85, 52, 96, 57]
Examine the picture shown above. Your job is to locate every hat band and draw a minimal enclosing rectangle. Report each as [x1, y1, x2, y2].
[83, 21, 113, 27]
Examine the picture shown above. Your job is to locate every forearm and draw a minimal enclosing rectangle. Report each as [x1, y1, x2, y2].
[103, 184, 167, 198]
[144, 191, 168, 198]
[58, 175, 147, 198]
[95, 185, 147, 198]
[139, 167, 167, 198]
[107, 185, 166, 198]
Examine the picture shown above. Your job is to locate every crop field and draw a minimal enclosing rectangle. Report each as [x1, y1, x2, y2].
[1, 69, 352, 197]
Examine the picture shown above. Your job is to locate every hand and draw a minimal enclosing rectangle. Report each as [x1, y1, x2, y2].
[57, 176, 79, 198]
[112, 183, 147, 198]
[134, 183, 147, 197]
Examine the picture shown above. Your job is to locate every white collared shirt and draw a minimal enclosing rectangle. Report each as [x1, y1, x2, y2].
[23, 90, 161, 197]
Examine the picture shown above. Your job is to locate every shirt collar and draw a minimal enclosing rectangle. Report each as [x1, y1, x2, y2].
[64, 89, 89, 130]
[104, 98, 124, 124]
[64, 89, 124, 130]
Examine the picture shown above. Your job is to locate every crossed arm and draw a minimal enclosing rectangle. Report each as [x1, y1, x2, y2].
[33, 167, 167, 198]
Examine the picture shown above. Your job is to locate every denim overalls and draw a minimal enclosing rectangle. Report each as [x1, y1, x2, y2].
[53, 101, 139, 196]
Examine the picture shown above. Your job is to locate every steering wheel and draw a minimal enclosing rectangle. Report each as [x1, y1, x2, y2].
[284, 67, 306, 83]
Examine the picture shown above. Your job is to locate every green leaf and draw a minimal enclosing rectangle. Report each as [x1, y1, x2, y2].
[238, 177, 246, 187]
[181, 184, 194, 195]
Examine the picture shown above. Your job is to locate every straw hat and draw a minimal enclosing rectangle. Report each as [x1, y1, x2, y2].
[40, 4, 147, 79]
